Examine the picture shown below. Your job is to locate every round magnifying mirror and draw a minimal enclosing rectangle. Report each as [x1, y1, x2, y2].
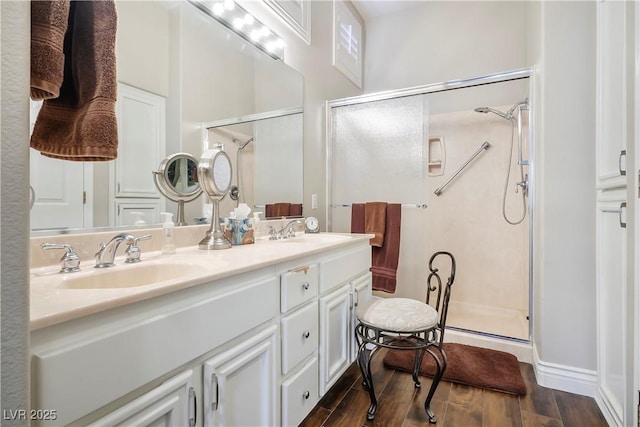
[153, 153, 202, 225]
[198, 148, 232, 199]
[197, 146, 233, 250]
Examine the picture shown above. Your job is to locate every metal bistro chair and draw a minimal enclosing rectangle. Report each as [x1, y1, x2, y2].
[354, 251, 456, 423]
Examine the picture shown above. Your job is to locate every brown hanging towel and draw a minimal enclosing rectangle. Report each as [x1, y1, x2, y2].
[30, 0, 119, 161]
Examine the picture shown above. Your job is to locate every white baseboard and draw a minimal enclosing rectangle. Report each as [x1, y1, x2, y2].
[532, 346, 623, 425]
[531, 345, 598, 397]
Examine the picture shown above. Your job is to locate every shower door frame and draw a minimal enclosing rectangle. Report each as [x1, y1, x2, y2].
[325, 67, 535, 343]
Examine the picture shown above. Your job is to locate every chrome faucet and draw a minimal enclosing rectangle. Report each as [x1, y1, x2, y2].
[280, 219, 304, 239]
[267, 219, 304, 240]
[95, 233, 136, 268]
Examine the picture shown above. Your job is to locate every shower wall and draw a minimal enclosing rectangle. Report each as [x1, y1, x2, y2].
[330, 91, 530, 340]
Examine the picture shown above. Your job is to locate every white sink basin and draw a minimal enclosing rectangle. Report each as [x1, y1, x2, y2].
[57, 262, 208, 290]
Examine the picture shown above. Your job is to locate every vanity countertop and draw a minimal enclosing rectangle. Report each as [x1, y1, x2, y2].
[30, 233, 371, 331]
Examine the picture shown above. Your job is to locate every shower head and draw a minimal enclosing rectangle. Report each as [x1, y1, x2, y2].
[474, 106, 511, 120]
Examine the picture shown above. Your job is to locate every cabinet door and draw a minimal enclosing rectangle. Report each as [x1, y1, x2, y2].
[349, 272, 373, 362]
[114, 199, 163, 226]
[203, 325, 277, 427]
[114, 82, 166, 198]
[88, 369, 195, 427]
[318, 283, 351, 395]
[596, 0, 628, 189]
[596, 197, 628, 426]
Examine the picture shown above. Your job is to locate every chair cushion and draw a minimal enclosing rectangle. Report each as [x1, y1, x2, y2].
[356, 297, 438, 332]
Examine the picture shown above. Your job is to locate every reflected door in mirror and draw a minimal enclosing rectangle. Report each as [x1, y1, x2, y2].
[30, 100, 90, 231]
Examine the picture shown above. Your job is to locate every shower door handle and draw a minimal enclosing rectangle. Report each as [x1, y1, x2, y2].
[619, 150, 627, 176]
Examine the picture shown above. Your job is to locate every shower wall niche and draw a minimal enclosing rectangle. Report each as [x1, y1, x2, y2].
[328, 71, 532, 341]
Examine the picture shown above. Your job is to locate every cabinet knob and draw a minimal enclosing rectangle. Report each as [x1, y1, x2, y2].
[302, 281, 310, 290]
[303, 330, 311, 339]
[303, 390, 310, 400]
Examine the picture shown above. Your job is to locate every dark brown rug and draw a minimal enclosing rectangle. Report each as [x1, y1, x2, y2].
[382, 342, 527, 395]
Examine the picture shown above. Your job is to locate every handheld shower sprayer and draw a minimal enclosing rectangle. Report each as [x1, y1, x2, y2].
[474, 99, 530, 225]
[473, 106, 511, 120]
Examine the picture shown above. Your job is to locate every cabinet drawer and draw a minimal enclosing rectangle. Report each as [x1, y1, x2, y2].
[281, 358, 319, 427]
[281, 264, 318, 313]
[319, 245, 371, 293]
[281, 302, 318, 374]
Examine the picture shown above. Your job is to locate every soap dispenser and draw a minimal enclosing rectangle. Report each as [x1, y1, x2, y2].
[160, 212, 176, 255]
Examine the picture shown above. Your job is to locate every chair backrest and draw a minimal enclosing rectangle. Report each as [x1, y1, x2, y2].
[425, 251, 456, 344]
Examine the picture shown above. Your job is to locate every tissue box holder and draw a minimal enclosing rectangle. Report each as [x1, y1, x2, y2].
[224, 218, 254, 245]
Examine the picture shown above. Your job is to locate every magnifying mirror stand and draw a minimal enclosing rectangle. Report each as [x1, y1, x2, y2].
[199, 198, 231, 250]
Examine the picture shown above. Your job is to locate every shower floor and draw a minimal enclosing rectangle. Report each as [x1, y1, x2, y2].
[446, 300, 529, 341]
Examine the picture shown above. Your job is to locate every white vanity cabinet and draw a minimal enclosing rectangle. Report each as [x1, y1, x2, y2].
[29, 236, 372, 427]
[30, 271, 279, 426]
[318, 245, 372, 394]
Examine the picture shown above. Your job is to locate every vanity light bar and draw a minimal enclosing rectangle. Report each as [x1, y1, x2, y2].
[189, 0, 285, 60]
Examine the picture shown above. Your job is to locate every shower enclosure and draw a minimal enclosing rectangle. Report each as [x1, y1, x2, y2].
[327, 69, 533, 342]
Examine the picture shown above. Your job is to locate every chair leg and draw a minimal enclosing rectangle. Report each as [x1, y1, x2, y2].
[356, 342, 378, 420]
[412, 348, 425, 388]
[423, 345, 447, 424]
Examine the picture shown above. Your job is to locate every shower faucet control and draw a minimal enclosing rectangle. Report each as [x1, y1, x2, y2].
[516, 174, 529, 197]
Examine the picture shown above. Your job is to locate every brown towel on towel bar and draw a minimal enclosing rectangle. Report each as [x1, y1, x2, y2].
[265, 203, 303, 218]
[365, 202, 387, 247]
[30, 0, 119, 161]
[31, 0, 70, 100]
[351, 203, 402, 293]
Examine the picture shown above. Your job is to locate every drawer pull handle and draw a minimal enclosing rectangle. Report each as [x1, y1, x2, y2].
[302, 282, 310, 290]
[303, 390, 310, 400]
[303, 330, 311, 339]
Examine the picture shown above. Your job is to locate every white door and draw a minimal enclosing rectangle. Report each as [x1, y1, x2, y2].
[318, 282, 351, 395]
[29, 100, 91, 231]
[111, 82, 165, 225]
[203, 325, 277, 427]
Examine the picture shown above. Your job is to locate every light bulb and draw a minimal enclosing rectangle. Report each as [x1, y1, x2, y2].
[223, 0, 234, 11]
[233, 18, 244, 30]
[260, 26, 271, 37]
[243, 14, 255, 26]
[250, 30, 261, 42]
[212, 2, 224, 15]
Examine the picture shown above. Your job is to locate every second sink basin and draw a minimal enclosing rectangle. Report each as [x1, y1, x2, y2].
[58, 262, 209, 290]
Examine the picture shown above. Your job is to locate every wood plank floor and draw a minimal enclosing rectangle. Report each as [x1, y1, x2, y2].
[300, 349, 608, 427]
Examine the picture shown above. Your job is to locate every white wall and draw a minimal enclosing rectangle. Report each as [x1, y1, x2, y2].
[362, 1, 527, 92]
[1, 1, 31, 421]
[533, 1, 597, 371]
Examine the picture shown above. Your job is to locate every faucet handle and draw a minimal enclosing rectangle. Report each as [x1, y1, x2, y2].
[125, 234, 152, 264]
[41, 243, 81, 273]
[268, 225, 279, 240]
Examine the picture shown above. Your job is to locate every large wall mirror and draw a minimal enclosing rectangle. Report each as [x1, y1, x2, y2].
[30, 0, 304, 235]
